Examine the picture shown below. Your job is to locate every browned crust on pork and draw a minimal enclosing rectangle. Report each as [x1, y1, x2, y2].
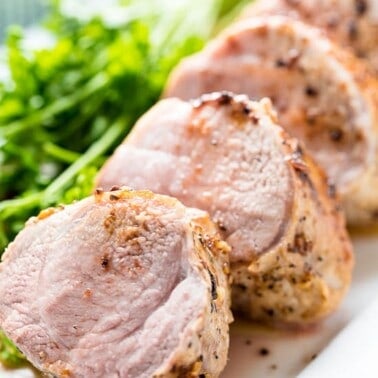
[1, 188, 232, 377]
[232, 130, 353, 326]
[97, 94, 354, 327]
[191, 95, 354, 326]
[164, 16, 378, 224]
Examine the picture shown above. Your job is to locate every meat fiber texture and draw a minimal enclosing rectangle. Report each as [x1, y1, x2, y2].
[0, 188, 232, 378]
[97, 93, 354, 327]
[164, 16, 378, 225]
[241, 0, 378, 74]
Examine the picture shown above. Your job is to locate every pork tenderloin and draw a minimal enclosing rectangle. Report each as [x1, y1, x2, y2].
[97, 93, 354, 326]
[164, 16, 378, 224]
[241, 0, 378, 73]
[0, 188, 232, 377]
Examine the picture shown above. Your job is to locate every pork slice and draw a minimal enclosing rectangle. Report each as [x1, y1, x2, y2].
[96, 93, 354, 326]
[0, 188, 232, 378]
[164, 16, 378, 224]
[241, 0, 378, 73]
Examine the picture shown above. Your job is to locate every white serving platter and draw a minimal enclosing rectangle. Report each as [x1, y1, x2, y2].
[1, 230, 378, 377]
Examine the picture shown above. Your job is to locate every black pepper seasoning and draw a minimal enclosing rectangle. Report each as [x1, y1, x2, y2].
[327, 182, 337, 198]
[348, 20, 359, 40]
[217, 91, 233, 105]
[329, 129, 343, 142]
[101, 256, 109, 269]
[305, 86, 318, 97]
[275, 58, 287, 68]
[259, 347, 270, 356]
[355, 0, 367, 16]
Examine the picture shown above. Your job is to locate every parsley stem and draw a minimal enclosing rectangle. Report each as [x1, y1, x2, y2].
[1, 73, 108, 138]
[0, 193, 42, 218]
[43, 118, 126, 204]
[43, 143, 81, 164]
[0, 118, 126, 216]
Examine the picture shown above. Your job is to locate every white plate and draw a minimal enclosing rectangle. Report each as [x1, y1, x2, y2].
[2, 231, 378, 377]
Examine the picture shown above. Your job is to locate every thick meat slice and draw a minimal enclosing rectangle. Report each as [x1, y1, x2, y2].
[97, 93, 353, 326]
[164, 16, 378, 224]
[241, 0, 378, 73]
[0, 188, 232, 377]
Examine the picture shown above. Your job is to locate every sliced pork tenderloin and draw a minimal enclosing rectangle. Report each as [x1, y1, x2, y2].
[241, 0, 378, 73]
[164, 16, 378, 224]
[0, 188, 232, 378]
[97, 93, 354, 327]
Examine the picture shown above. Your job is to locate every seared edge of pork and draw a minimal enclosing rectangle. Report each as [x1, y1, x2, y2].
[0, 188, 232, 377]
[97, 93, 354, 326]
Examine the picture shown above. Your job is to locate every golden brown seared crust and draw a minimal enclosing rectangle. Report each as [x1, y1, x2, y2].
[225, 99, 353, 326]
[241, 0, 378, 73]
[232, 134, 354, 326]
[153, 211, 233, 377]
